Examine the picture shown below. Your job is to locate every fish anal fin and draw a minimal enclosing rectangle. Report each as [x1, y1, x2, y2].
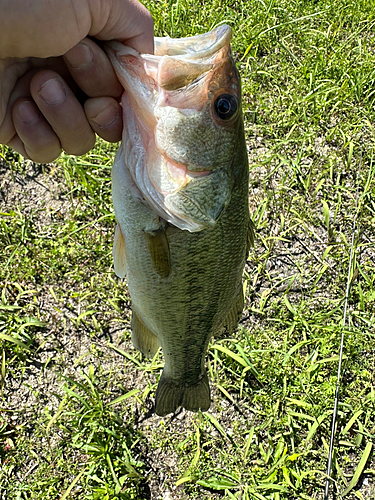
[131, 311, 159, 358]
[218, 291, 244, 338]
[113, 224, 127, 279]
[144, 227, 171, 278]
[155, 371, 211, 416]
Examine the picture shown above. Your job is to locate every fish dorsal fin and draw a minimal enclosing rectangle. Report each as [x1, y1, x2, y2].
[131, 311, 160, 358]
[144, 227, 171, 278]
[218, 291, 244, 338]
[247, 217, 256, 255]
[113, 224, 127, 279]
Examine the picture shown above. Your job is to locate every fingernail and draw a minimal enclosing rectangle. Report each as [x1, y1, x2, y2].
[65, 42, 94, 70]
[38, 78, 66, 105]
[17, 101, 40, 124]
[91, 106, 118, 128]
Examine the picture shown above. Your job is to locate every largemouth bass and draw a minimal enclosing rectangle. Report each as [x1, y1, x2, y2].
[106, 25, 253, 416]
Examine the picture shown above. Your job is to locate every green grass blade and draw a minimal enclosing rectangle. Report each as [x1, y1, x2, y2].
[107, 388, 140, 406]
[0, 333, 29, 349]
[211, 344, 248, 367]
[342, 441, 373, 496]
[60, 469, 86, 500]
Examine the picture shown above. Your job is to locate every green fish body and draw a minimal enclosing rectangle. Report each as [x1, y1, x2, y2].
[107, 25, 252, 416]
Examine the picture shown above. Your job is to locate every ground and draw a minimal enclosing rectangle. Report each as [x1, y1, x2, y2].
[1, 0, 375, 499]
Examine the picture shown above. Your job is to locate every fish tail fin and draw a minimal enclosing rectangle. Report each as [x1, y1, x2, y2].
[155, 371, 211, 416]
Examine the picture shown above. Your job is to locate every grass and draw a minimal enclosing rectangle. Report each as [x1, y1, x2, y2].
[1, 0, 375, 498]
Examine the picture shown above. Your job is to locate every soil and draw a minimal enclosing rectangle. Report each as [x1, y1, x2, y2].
[0, 159, 374, 500]
[0, 160, 237, 500]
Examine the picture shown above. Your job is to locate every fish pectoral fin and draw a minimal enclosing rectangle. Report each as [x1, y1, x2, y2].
[113, 224, 127, 279]
[144, 227, 171, 278]
[218, 291, 244, 338]
[155, 371, 211, 416]
[131, 311, 160, 358]
[247, 216, 256, 255]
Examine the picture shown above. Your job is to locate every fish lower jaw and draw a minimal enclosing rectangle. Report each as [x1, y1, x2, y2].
[160, 152, 213, 186]
[186, 168, 213, 178]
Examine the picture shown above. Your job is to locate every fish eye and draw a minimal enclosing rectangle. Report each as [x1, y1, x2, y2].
[214, 94, 238, 120]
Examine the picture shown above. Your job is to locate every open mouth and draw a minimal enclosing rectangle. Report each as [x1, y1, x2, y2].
[106, 25, 234, 233]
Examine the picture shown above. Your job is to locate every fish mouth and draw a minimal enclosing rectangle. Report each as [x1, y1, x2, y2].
[154, 24, 232, 59]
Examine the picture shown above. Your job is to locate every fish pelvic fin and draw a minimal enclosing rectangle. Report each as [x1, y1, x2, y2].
[113, 224, 127, 279]
[155, 371, 211, 416]
[131, 311, 160, 358]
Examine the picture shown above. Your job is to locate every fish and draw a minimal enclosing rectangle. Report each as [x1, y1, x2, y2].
[105, 25, 253, 416]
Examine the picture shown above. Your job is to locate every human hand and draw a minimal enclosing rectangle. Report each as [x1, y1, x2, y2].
[0, 0, 153, 163]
